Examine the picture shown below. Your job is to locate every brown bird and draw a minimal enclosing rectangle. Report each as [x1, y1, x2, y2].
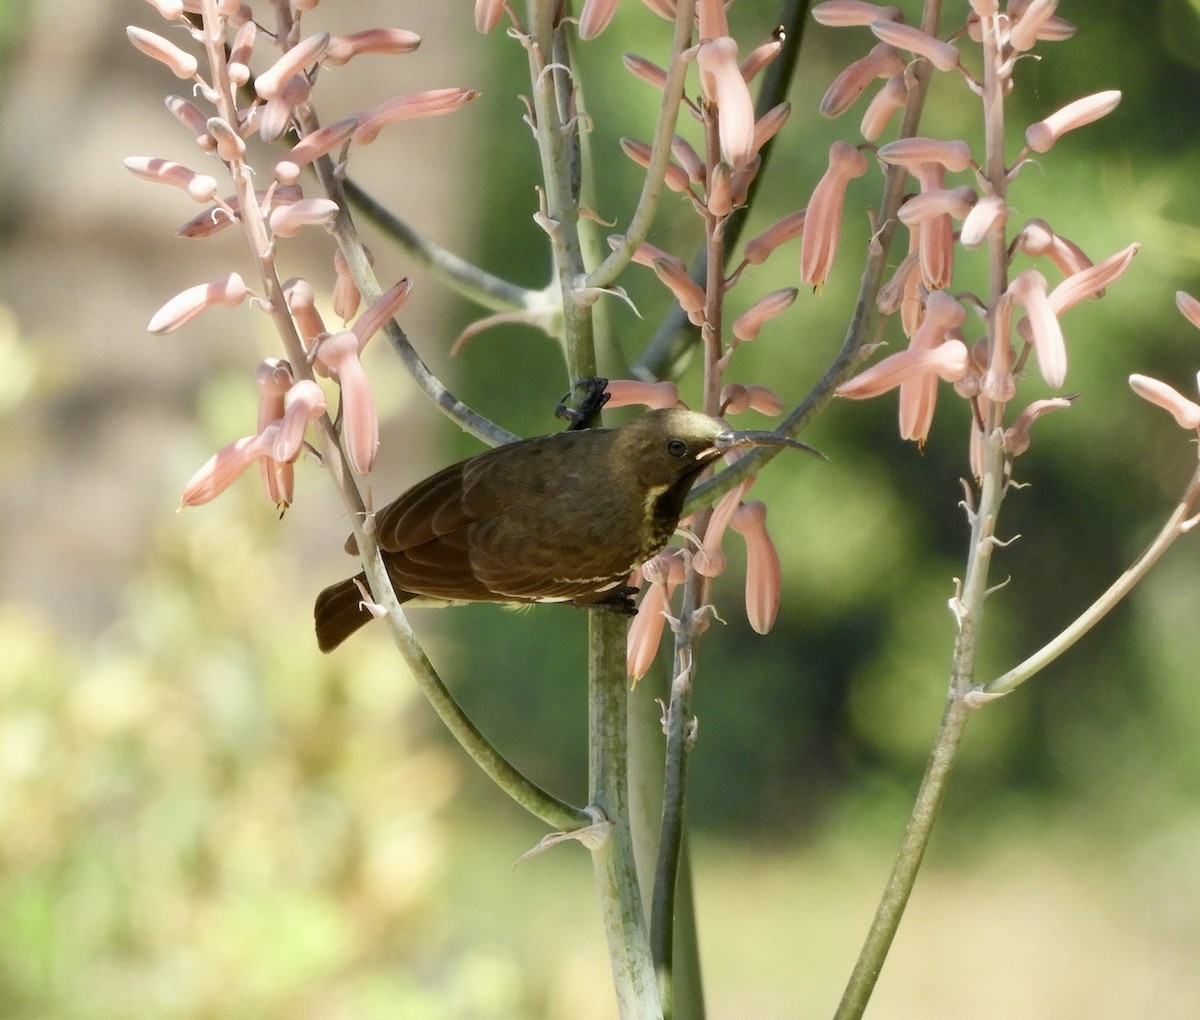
[314, 407, 815, 651]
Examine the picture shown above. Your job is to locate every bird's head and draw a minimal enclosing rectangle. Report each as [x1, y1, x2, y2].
[614, 408, 819, 492]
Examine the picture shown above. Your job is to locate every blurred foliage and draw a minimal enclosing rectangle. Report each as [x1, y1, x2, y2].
[4, 0, 1200, 1015]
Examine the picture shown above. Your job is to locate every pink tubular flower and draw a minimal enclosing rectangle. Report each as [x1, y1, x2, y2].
[1008, 0, 1060, 52]
[125, 156, 219, 203]
[1129, 374, 1200, 429]
[731, 501, 782, 634]
[621, 138, 692, 193]
[694, 483, 751, 578]
[877, 137, 974, 173]
[1177, 291, 1200, 331]
[1025, 90, 1121, 153]
[275, 117, 358, 185]
[475, 0, 505, 32]
[1047, 243, 1139, 316]
[671, 136, 706, 186]
[352, 88, 479, 145]
[743, 209, 806, 265]
[127, 26, 198, 78]
[1015, 218, 1092, 276]
[325, 28, 422, 66]
[283, 277, 327, 347]
[870, 20, 960, 71]
[752, 102, 791, 157]
[819, 42, 906, 118]
[578, 0, 619, 39]
[147, 272, 247, 334]
[741, 37, 783, 82]
[860, 73, 907, 140]
[801, 140, 868, 286]
[1009, 269, 1066, 388]
[653, 256, 707, 317]
[332, 247, 370, 322]
[721, 383, 784, 416]
[608, 234, 674, 267]
[898, 290, 966, 440]
[733, 288, 799, 342]
[164, 96, 215, 151]
[707, 162, 733, 216]
[623, 53, 668, 89]
[981, 294, 1016, 403]
[897, 185, 977, 225]
[837, 339, 970, 399]
[812, 1, 902, 26]
[1004, 396, 1075, 456]
[959, 194, 1008, 248]
[259, 74, 311, 143]
[627, 548, 686, 681]
[315, 331, 379, 475]
[604, 379, 681, 410]
[254, 32, 330, 100]
[181, 423, 282, 508]
[697, 0, 729, 39]
[227, 20, 256, 86]
[269, 198, 339, 238]
[273, 379, 328, 463]
[352, 277, 413, 346]
[697, 38, 757, 170]
[255, 358, 294, 506]
[911, 163, 954, 289]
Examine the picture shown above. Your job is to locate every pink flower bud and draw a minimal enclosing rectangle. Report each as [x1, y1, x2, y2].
[731, 501, 782, 634]
[206, 117, 246, 163]
[605, 379, 681, 410]
[475, 0, 505, 33]
[579, 0, 619, 39]
[743, 209, 806, 265]
[1008, 0, 1059, 51]
[147, 272, 248, 334]
[860, 73, 907, 140]
[641, 0, 677, 18]
[741, 37, 783, 82]
[1004, 396, 1074, 456]
[255, 357, 293, 432]
[124, 156, 218, 203]
[1046, 243, 1139, 316]
[697, 0, 729, 39]
[721, 383, 784, 416]
[255, 32, 330, 100]
[696, 484, 750, 579]
[801, 140, 868, 286]
[959, 194, 1007, 248]
[910, 163, 953, 289]
[1014, 218, 1091, 276]
[627, 578, 670, 681]
[259, 74, 311, 143]
[283, 278, 326, 346]
[126, 25, 197, 78]
[653, 256, 707, 315]
[315, 331, 379, 475]
[696, 38, 757, 170]
[352, 277, 413, 347]
[325, 28, 421, 66]
[876, 137, 974, 173]
[608, 235, 674, 267]
[752, 102, 791, 156]
[275, 117, 358, 184]
[820, 43, 906, 118]
[733, 288, 799, 342]
[1009, 269, 1066, 387]
[164, 96, 215, 151]
[897, 291, 966, 439]
[623, 53, 668, 90]
[1025, 90, 1121, 153]
[671, 136, 706, 186]
[981, 294, 1016, 403]
[837, 339, 970, 399]
[621, 138, 692, 192]
[274, 379, 327, 463]
[1176, 291, 1200, 331]
[897, 185, 977, 225]
[269, 198, 340, 238]
[812, 1, 902, 26]
[1129, 375, 1200, 430]
[228, 19, 256, 85]
[332, 247, 365, 323]
[870, 20, 960, 71]
[707, 161, 733, 217]
[352, 88, 479, 145]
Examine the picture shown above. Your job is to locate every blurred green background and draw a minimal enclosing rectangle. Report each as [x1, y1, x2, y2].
[2, 1, 1200, 1016]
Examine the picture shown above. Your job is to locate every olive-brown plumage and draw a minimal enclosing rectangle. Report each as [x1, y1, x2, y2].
[314, 408, 811, 652]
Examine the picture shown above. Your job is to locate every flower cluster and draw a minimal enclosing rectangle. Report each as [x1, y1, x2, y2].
[128, 0, 474, 510]
[808, 0, 1136, 472]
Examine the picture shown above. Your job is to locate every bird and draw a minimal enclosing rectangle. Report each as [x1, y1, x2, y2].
[313, 407, 815, 652]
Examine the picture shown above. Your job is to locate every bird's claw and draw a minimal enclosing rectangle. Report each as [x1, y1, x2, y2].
[556, 377, 610, 431]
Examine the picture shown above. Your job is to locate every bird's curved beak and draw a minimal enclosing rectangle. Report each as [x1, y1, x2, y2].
[714, 429, 825, 459]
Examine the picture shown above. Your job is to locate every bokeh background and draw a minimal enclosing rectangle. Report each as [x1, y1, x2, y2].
[2, 1, 1200, 1017]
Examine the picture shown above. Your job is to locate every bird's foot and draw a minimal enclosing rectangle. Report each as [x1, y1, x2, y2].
[555, 377, 610, 431]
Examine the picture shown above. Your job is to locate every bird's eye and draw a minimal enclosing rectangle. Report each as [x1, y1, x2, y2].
[666, 438, 688, 458]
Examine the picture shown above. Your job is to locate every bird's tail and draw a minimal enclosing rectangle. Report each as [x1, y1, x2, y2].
[314, 572, 398, 652]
